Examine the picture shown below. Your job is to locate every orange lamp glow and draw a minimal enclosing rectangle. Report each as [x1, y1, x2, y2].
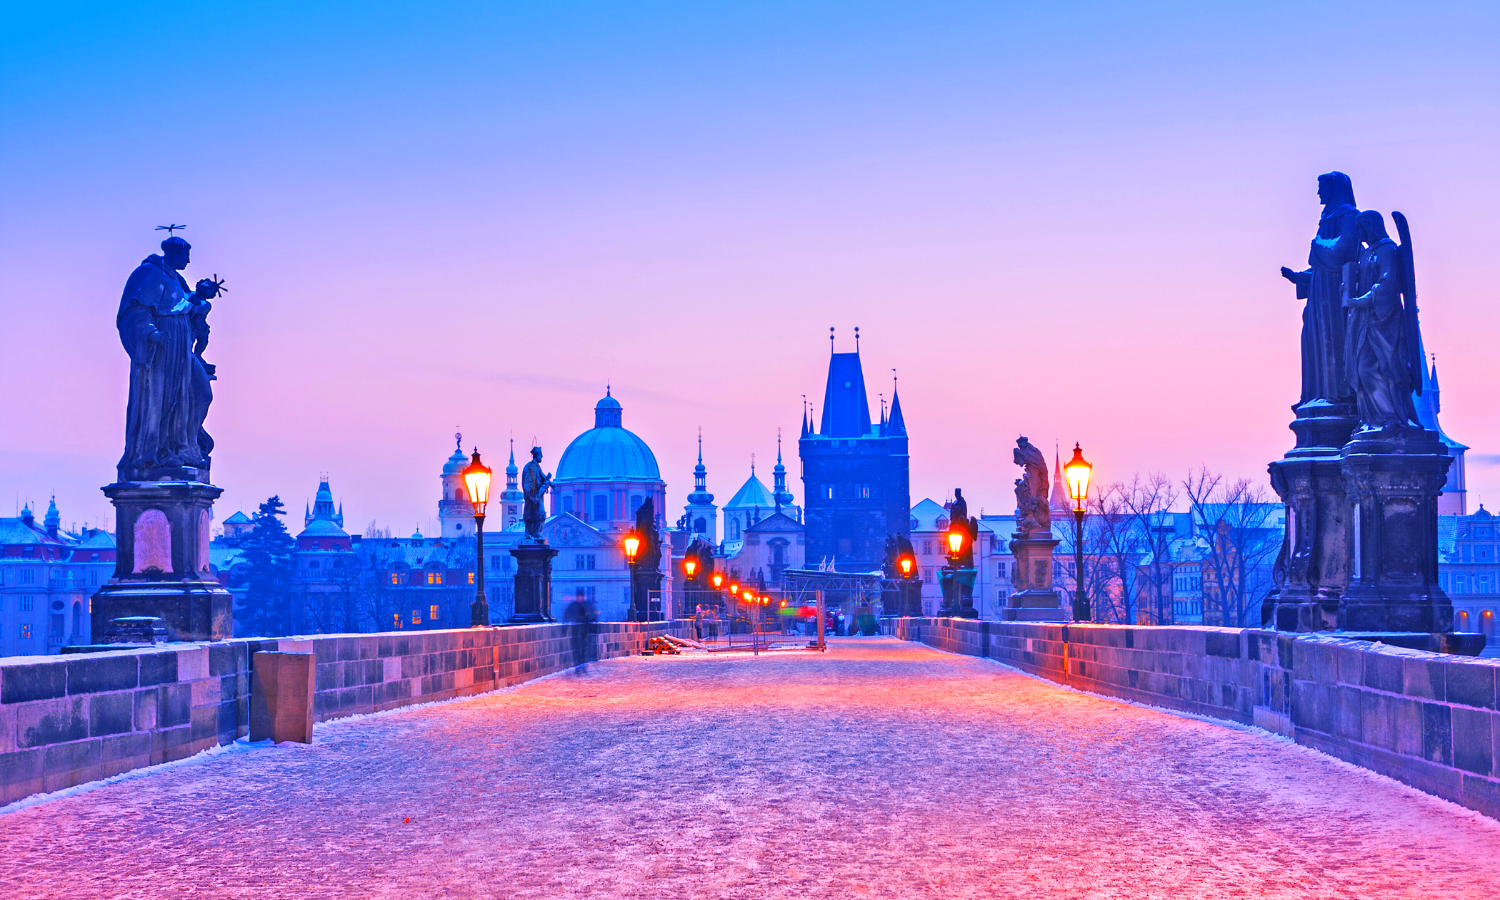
[1064, 442, 1093, 513]
[461, 450, 493, 516]
[712, 573, 724, 589]
[899, 555, 914, 576]
[946, 529, 965, 556]
[729, 582, 739, 595]
[623, 533, 641, 560]
[684, 557, 698, 577]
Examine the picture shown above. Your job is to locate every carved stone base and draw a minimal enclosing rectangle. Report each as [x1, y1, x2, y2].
[1006, 532, 1066, 622]
[509, 541, 557, 623]
[1339, 428, 1454, 633]
[1265, 453, 1349, 632]
[939, 568, 978, 618]
[92, 480, 231, 641]
[91, 580, 232, 643]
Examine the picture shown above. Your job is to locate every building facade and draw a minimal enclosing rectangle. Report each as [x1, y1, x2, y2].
[799, 340, 910, 571]
[0, 500, 115, 655]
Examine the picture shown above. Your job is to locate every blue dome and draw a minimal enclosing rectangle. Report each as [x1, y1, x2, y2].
[443, 447, 467, 476]
[556, 393, 661, 483]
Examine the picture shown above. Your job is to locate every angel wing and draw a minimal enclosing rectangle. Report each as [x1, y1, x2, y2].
[1392, 211, 1423, 397]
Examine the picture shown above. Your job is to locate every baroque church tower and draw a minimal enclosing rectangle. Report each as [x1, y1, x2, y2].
[683, 432, 718, 544]
[437, 432, 472, 540]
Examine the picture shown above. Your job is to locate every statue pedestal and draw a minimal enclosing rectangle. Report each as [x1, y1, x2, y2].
[629, 571, 663, 622]
[939, 568, 978, 618]
[91, 481, 232, 642]
[1005, 532, 1067, 622]
[1265, 401, 1358, 632]
[509, 541, 557, 624]
[1339, 428, 1455, 632]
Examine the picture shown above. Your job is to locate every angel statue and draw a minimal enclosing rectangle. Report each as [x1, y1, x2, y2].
[1343, 210, 1422, 431]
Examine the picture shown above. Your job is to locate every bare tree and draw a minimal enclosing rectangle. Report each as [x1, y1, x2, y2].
[1183, 467, 1281, 627]
[1117, 473, 1180, 625]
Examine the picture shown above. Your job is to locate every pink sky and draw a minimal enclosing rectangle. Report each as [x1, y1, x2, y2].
[2, 2, 1497, 533]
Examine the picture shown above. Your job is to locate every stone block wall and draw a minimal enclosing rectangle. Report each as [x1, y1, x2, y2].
[0, 620, 685, 807]
[896, 617, 1500, 821]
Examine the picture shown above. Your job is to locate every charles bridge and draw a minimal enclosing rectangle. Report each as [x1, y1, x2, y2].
[2, 617, 1498, 898]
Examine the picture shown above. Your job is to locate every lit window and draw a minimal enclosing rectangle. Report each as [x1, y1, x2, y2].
[393, 613, 401, 629]
[390, 573, 400, 585]
[20, 624, 33, 639]
[412, 610, 421, 624]
[468, 572, 475, 584]
[430, 604, 439, 620]
[426, 571, 443, 586]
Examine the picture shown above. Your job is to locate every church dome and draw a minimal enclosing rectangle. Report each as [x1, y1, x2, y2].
[555, 391, 662, 483]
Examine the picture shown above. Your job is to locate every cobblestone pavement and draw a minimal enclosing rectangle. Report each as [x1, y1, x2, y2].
[3, 638, 1499, 899]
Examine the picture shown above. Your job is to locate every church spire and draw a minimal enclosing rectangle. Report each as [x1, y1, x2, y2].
[773, 429, 793, 511]
[886, 369, 907, 438]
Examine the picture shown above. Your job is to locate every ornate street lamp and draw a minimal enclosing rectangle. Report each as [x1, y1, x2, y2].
[623, 531, 642, 621]
[1063, 443, 1093, 622]
[941, 526, 967, 616]
[461, 449, 493, 627]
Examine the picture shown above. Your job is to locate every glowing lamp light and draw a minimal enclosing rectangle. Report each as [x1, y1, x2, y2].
[729, 582, 739, 595]
[684, 557, 698, 577]
[899, 555, 915, 576]
[623, 533, 641, 561]
[712, 573, 724, 589]
[1064, 443, 1093, 513]
[946, 529, 965, 556]
[462, 450, 493, 516]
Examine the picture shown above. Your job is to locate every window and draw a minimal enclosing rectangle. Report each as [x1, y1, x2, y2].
[922, 541, 932, 556]
[21, 624, 33, 639]
[430, 604, 440, 620]
[491, 555, 503, 568]
[20, 569, 35, 584]
[858, 484, 871, 499]
[393, 613, 402, 630]
[593, 495, 609, 522]
[694, 517, 706, 534]
[935, 518, 948, 531]
[90, 569, 99, 585]
[468, 572, 475, 584]
[412, 609, 421, 624]
[922, 568, 933, 584]
[823, 485, 834, 500]
[563, 495, 574, 514]
[427, 571, 443, 586]
[91, 552, 100, 561]
[20, 596, 34, 612]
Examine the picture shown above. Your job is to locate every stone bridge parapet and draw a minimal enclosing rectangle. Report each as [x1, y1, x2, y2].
[897, 618, 1500, 821]
[0, 620, 688, 807]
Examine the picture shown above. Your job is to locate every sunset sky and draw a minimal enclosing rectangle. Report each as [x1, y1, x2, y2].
[3, 1, 1498, 535]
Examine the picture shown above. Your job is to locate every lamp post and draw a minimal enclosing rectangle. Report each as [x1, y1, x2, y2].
[461, 449, 494, 627]
[1063, 442, 1094, 623]
[942, 527, 966, 616]
[623, 531, 642, 621]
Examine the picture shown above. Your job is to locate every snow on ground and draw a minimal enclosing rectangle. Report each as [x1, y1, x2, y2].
[2, 637, 1497, 899]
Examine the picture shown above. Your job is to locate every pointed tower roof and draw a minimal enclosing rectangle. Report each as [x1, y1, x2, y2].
[820, 349, 873, 438]
[1049, 444, 1070, 513]
[687, 430, 714, 505]
[726, 471, 776, 511]
[886, 385, 907, 437]
[773, 431, 793, 509]
[1413, 354, 1467, 452]
[299, 477, 350, 540]
[500, 439, 524, 503]
[43, 496, 60, 530]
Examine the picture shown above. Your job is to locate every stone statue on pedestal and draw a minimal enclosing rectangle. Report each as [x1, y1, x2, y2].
[1013, 437, 1050, 536]
[521, 447, 552, 540]
[1344, 210, 1421, 432]
[94, 231, 233, 642]
[1281, 171, 1361, 410]
[117, 235, 222, 481]
[1005, 437, 1066, 622]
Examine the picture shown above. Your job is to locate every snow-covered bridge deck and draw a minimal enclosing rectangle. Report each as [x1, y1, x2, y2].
[3, 637, 1498, 899]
